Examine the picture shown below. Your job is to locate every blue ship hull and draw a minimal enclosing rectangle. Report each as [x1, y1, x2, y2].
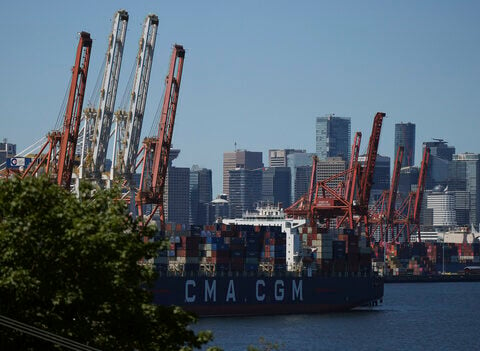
[152, 274, 384, 317]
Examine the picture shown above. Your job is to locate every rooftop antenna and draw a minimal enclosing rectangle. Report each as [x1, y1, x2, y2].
[234, 141, 237, 152]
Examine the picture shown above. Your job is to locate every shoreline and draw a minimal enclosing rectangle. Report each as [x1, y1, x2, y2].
[384, 274, 480, 283]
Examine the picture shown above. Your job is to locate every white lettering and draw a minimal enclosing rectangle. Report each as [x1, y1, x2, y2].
[274, 280, 285, 301]
[256, 280, 265, 301]
[185, 280, 196, 303]
[205, 280, 216, 302]
[292, 280, 303, 301]
[226, 279, 236, 302]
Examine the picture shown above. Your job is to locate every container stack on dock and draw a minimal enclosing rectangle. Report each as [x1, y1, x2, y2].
[372, 242, 480, 276]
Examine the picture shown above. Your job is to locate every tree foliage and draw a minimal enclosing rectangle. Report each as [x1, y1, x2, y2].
[0, 177, 215, 350]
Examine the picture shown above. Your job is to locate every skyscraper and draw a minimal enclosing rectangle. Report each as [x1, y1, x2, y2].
[287, 152, 315, 203]
[398, 166, 420, 196]
[448, 153, 480, 230]
[228, 168, 262, 218]
[316, 115, 351, 161]
[189, 165, 212, 225]
[316, 157, 347, 190]
[293, 166, 312, 204]
[358, 154, 391, 204]
[426, 186, 456, 229]
[262, 167, 291, 207]
[164, 166, 190, 225]
[394, 123, 416, 167]
[268, 149, 306, 167]
[223, 150, 263, 196]
[423, 139, 455, 189]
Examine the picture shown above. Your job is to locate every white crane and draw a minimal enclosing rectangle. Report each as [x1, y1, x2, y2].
[79, 10, 128, 185]
[110, 14, 158, 183]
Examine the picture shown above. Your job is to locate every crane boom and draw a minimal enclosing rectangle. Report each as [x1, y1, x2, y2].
[82, 10, 128, 181]
[136, 44, 185, 228]
[112, 14, 158, 180]
[413, 147, 430, 223]
[386, 146, 404, 221]
[57, 32, 92, 189]
[345, 132, 362, 204]
[359, 112, 385, 206]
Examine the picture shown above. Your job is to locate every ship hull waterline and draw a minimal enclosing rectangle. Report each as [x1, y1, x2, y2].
[153, 275, 384, 317]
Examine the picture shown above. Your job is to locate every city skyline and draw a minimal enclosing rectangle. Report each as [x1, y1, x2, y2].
[1, 1, 479, 196]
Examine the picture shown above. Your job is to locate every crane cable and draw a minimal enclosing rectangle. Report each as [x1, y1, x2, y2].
[54, 75, 72, 131]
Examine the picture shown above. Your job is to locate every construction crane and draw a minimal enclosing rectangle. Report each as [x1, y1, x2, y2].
[111, 14, 158, 183]
[23, 32, 92, 190]
[393, 147, 430, 242]
[135, 44, 185, 229]
[79, 10, 128, 185]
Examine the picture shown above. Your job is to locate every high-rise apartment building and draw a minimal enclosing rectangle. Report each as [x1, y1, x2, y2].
[448, 153, 480, 230]
[316, 115, 351, 161]
[228, 168, 262, 219]
[394, 123, 416, 167]
[189, 165, 212, 225]
[223, 150, 263, 196]
[268, 149, 306, 167]
[287, 152, 315, 203]
[262, 167, 291, 207]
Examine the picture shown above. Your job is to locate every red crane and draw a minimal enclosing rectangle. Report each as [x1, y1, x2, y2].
[359, 112, 385, 208]
[136, 44, 185, 229]
[286, 112, 385, 235]
[285, 155, 318, 221]
[369, 146, 403, 244]
[344, 132, 362, 207]
[393, 147, 430, 242]
[22, 32, 92, 189]
[386, 146, 404, 226]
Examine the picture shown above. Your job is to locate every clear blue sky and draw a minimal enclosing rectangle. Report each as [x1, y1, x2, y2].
[1, 0, 479, 195]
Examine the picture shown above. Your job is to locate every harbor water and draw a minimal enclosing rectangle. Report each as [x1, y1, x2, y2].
[196, 282, 480, 351]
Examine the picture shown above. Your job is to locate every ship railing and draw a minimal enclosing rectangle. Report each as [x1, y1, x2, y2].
[155, 268, 373, 279]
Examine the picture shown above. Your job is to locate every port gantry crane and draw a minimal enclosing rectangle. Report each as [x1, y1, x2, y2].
[369, 146, 404, 244]
[286, 112, 385, 236]
[284, 155, 319, 223]
[313, 112, 384, 234]
[111, 14, 159, 187]
[136, 44, 185, 229]
[79, 10, 128, 186]
[393, 147, 430, 243]
[22, 32, 92, 190]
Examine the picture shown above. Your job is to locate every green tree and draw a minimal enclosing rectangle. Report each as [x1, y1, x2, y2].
[0, 177, 217, 350]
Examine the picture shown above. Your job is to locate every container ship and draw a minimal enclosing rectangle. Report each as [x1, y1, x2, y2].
[151, 206, 384, 317]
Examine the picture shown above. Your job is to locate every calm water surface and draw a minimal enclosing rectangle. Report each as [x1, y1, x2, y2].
[196, 282, 480, 351]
